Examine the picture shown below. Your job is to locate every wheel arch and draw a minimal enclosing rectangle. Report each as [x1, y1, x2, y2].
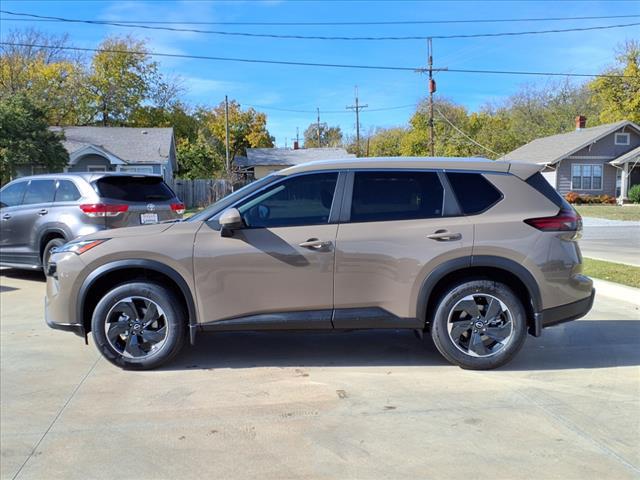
[39, 228, 69, 263]
[417, 256, 542, 336]
[77, 260, 198, 344]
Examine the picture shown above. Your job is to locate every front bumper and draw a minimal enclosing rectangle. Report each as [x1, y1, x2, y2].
[45, 297, 85, 337]
[531, 288, 595, 336]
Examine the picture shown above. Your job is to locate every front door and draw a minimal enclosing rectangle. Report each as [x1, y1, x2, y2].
[193, 172, 341, 327]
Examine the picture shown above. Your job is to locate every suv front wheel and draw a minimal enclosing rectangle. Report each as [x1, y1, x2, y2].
[430, 280, 527, 370]
[91, 282, 186, 370]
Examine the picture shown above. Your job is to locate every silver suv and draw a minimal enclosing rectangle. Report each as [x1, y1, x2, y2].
[0, 173, 184, 270]
[44, 158, 594, 370]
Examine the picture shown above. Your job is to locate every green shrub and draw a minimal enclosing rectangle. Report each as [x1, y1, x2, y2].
[629, 184, 640, 204]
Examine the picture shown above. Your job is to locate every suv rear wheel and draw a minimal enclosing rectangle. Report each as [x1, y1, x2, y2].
[430, 280, 527, 370]
[91, 282, 186, 370]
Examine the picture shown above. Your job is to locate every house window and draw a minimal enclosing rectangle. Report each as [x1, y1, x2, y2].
[571, 164, 603, 190]
[88, 165, 107, 172]
[614, 133, 630, 145]
[120, 166, 155, 174]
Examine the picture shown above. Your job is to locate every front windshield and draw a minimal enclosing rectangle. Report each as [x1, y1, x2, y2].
[187, 174, 280, 222]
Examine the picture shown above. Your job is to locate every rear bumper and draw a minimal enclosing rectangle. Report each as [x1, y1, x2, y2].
[531, 288, 595, 336]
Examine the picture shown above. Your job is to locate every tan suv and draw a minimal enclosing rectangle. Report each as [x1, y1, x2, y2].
[45, 158, 594, 370]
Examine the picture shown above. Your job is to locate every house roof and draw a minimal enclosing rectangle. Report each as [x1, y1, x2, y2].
[51, 126, 174, 164]
[499, 120, 640, 165]
[237, 147, 355, 167]
[611, 145, 640, 166]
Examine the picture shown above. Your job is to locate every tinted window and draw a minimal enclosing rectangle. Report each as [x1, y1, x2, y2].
[446, 172, 502, 215]
[23, 180, 56, 205]
[95, 176, 175, 202]
[54, 180, 81, 202]
[351, 171, 443, 222]
[525, 172, 567, 209]
[0, 181, 27, 207]
[238, 173, 338, 228]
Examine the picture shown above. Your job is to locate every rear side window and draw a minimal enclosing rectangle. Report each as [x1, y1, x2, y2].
[23, 180, 56, 205]
[0, 181, 27, 207]
[446, 172, 502, 215]
[238, 172, 338, 228]
[95, 176, 175, 202]
[525, 172, 568, 209]
[351, 171, 444, 222]
[54, 180, 81, 202]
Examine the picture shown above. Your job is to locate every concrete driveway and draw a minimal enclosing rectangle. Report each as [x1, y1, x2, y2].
[580, 217, 640, 266]
[1, 269, 639, 480]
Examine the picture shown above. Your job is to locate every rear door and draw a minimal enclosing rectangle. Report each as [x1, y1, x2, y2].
[333, 170, 474, 325]
[93, 175, 181, 228]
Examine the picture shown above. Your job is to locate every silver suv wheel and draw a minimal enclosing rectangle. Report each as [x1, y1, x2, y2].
[447, 294, 514, 358]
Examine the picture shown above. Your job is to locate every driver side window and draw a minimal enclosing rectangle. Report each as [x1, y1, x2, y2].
[237, 172, 338, 228]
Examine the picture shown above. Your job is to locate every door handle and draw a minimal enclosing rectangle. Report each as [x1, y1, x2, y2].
[427, 230, 462, 241]
[2, 213, 11, 220]
[299, 238, 333, 250]
[38, 209, 48, 216]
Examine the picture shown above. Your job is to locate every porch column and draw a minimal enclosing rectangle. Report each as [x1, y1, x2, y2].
[619, 162, 629, 203]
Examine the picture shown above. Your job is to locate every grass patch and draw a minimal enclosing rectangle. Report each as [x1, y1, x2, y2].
[582, 258, 640, 288]
[184, 207, 204, 218]
[574, 204, 640, 221]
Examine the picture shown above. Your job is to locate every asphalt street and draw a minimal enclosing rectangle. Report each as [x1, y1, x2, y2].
[580, 218, 640, 266]
[1, 269, 639, 480]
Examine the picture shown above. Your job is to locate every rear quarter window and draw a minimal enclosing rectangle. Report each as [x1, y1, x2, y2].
[446, 172, 502, 215]
[525, 172, 569, 209]
[94, 176, 175, 202]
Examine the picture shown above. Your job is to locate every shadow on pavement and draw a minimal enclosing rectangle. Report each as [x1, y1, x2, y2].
[166, 320, 640, 372]
[0, 268, 45, 283]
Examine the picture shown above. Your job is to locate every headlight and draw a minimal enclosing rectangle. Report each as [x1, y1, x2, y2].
[54, 239, 109, 255]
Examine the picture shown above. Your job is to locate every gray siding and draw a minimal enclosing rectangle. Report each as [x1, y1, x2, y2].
[68, 155, 113, 172]
[556, 158, 617, 196]
[571, 129, 640, 158]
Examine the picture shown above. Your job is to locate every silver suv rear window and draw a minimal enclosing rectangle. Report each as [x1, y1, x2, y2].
[94, 176, 175, 202]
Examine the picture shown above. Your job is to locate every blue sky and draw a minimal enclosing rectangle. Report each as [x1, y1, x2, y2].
[1, 0, 639, 146]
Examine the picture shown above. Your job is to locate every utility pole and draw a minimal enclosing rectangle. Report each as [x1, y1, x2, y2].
[296, 127, 299, 145]
[427, 38, 435, 157]
[346, 86, 368, 157]
[224, 95, 230, 173]
[316, 108, 321, 147]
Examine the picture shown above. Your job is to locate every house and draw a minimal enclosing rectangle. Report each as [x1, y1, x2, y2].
[236, 146, 355, 179]
[15, 127, 177, 182]
[500, 117, 640, 202]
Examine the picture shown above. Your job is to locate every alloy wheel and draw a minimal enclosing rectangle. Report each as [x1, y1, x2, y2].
[446, 293, 514, 358]
[104, 296, 169, 359]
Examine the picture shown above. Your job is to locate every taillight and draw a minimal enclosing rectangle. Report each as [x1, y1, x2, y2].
[171, 202, 185, 215]
[524, 206, 582, 232]
[79, 203, 128, 217]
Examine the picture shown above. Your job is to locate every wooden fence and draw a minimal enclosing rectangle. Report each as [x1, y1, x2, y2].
[169, 178, 234, 208]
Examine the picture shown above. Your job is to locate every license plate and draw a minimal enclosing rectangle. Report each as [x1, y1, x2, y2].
[140, 213, 158, 224]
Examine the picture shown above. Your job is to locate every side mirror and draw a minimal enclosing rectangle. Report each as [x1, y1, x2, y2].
[219, 208, 243, 237]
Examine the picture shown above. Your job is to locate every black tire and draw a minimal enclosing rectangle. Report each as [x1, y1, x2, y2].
[91, 282, 186, 370]
[42, 237, 65, 271]
[430, 280, 527, 370]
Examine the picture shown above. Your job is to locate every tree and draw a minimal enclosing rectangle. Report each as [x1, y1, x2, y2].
[0, 94, 69, 184]
[303, 123, 343, 148]
[589, 40, 640, 123]
[367, 127, 406, 156]
[176, 135, 224, 179]
[196, 100, 274, 170]
[128, 102, 199, 142]
[87, 36, 161, 126]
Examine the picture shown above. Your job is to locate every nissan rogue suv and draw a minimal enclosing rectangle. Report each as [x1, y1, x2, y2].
[44, 158, 594, 370]
[0, 173, 184, 270]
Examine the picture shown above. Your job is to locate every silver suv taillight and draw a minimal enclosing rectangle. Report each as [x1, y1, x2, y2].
[79, 203, 128, 217]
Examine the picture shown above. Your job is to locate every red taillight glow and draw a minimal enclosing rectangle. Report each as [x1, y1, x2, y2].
[171, 202, 185, 215]
[79, 203, 128, 217]
[524, 206, 582, 232]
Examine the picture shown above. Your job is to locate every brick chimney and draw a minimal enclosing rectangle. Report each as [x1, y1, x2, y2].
[293, 140, 299, 150]
[575, 115, 586, 130]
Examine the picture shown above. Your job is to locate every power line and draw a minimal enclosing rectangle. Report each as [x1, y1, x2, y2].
[243, 103, 416, 114]
[2, 11, 639, 41]
[1, 42, 636, 78]
[434, 106, 501, 156]
[2, 13, 639, 26]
